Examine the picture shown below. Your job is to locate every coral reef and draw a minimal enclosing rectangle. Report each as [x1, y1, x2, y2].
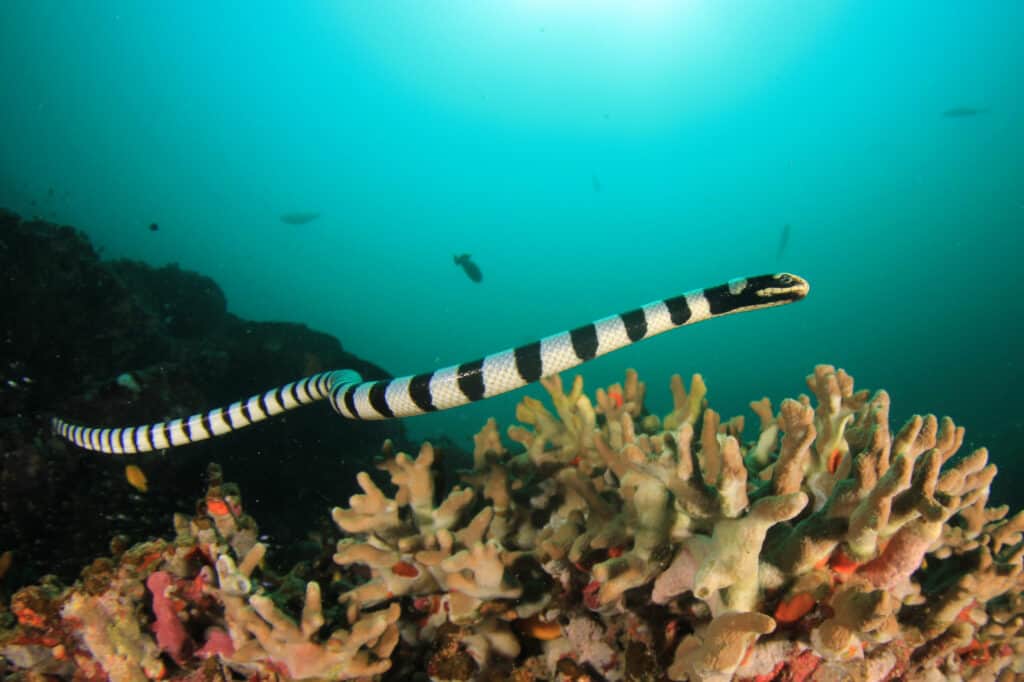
[2, 365, 1023, 680]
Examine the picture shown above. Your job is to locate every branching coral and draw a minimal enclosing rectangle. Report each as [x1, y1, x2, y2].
[1, 464, 402, 681]
[2, 365, 1023, 681]
[320, 364, 1024, 680]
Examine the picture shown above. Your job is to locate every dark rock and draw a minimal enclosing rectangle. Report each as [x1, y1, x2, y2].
[0, 208, 411, 589]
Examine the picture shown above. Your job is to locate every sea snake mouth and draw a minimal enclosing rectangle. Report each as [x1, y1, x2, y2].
[53, 273, 809, 454]
[756, 273, 810, 298]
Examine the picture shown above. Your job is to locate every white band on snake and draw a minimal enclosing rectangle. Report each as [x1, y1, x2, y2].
[52, 273, 809, 454]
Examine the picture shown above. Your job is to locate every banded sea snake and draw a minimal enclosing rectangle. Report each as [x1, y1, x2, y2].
[53, 273, 809, 455]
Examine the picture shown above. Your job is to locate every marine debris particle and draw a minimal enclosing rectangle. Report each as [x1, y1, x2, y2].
[777, 223, 791, 260]
[453, 253, 482, 282]
[148, 222, 159, 232]
[116, 372, 142, 393]
[943, 106, 987, 117]
[123, 464, 148, 492]
[279, 211, 321, 225]
[3, 365, 1023, 680]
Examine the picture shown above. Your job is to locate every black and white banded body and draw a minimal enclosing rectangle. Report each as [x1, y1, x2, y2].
[53, 273, 809, 454]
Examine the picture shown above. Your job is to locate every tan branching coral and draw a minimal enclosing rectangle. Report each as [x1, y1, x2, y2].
[61, 549, 168, 682]
[214, 547, 400, 679]
[3, 365, 1023, 681]
[1, 464, 404, 681]
[693, 492, 808, 613]
[668, 611, 776, 682]
[315, 364, 1023, 680]
[810, 581, 898, 660]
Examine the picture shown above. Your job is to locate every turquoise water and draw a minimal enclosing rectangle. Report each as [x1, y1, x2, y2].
[1, 3, 1021, 496]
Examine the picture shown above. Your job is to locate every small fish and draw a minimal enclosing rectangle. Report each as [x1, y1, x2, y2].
[1, 369, 33, 391]
[943, 106, 987, 118]
[591, 174, 602, 193]
[148, 222, 159, 232]
[279, 211, 321, 225]
[777, 223, 791, 261]
[454, 254, 483, 283]
[391, 560, 420, 577]
[124, 464, 148, 492]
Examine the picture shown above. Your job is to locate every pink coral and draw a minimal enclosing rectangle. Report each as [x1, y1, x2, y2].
[196, 627, 235, 658]
[146, 569, 193, 663]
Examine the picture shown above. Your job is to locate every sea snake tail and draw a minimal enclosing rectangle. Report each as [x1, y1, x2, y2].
[52, 272, 809, 454]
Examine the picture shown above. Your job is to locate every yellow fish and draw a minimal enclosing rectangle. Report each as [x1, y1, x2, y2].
[124, 464, 148, 493]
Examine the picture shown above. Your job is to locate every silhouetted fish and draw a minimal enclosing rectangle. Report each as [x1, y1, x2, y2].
[454, 254, 482, 283]
[279, 211, 321, 225]
[943, 107, 987, 118]
[777, 223, 791, 261]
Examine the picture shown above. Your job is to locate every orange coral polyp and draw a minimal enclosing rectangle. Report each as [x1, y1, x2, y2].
[827, 448, 843, 474]
[14, 608, 46, 629]
[956, 639, 993, 665]
[957, 601, 980, 622]
[205, 498, 231, 516]
[391, 560, 419, 578]
[828, 547, 860, 575]
[774, 591, 816, 623]
[517, 615, 563, 640]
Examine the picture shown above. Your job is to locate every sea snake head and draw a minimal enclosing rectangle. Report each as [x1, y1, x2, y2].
[756, 272, 810, 301]
[721, 273, 810, 313]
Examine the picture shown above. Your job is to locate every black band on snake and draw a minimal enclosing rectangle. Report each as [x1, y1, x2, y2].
[52, 273, 809, 454]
